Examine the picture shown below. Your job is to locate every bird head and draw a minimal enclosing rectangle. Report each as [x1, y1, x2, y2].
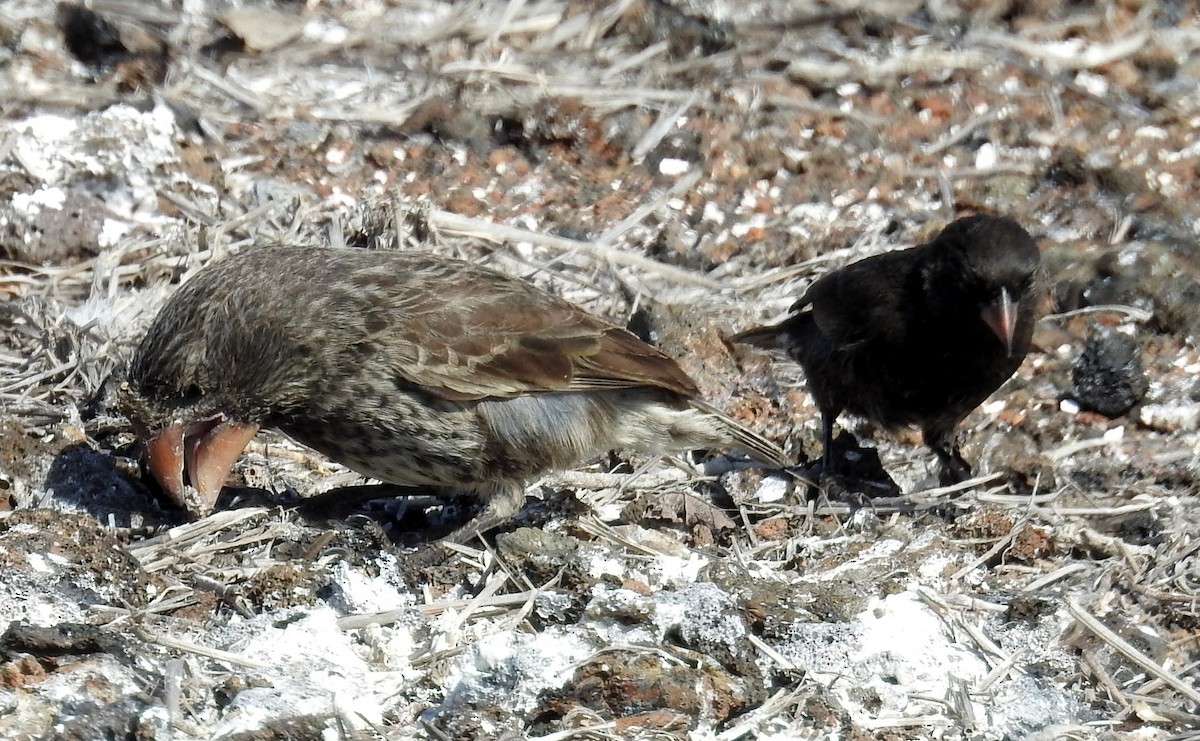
[933, 215, 1041, 357]
[121, 258, 310, 516]
[119, 376, 260, 517]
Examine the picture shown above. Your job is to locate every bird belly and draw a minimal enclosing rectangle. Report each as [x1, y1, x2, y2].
[840, 341, 1022, 429]
[280, 393, 495, 491]
[478, 389, 758, 475]
[283, 388, 742, 494]
[476, 389, 704, 475]
[281, 390, 669, 493]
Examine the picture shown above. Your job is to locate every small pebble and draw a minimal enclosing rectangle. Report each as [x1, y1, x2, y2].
[1139, 403, 1200, 433]
[658, 157, 690, 176]
[753, 475, 789, 504]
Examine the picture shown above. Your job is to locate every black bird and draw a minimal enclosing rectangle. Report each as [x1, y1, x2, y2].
[734, 214, 1041, 485]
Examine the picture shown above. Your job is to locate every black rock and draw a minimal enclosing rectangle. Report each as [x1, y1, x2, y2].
[1072, 329, 1147, 417]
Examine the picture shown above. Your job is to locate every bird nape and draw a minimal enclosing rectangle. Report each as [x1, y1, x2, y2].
[734, 213, 1041, 487]
[121, 247, 789, 542]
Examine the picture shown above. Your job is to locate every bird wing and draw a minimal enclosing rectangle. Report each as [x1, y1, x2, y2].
[794, 250, 915, 349]
[361, 259, 699, 401]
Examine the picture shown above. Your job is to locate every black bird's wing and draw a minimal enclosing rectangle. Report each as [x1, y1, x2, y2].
[796, 249, 917, 350]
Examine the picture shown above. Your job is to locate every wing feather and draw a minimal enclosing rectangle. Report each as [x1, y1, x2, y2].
[343, 254, 698, 400]
[796, 248, 918, 349]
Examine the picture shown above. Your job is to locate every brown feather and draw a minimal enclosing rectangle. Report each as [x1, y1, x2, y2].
[364, 257, 698, 400]
[125, 246, 790, 533]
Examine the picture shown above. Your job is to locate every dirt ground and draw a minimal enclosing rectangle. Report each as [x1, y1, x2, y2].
[1, 0, 1199, 738]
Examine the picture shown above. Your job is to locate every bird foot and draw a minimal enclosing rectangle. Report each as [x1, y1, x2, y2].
[444, 508, 509, 545]
[788, 460, 900, 499]
[786, 460, 826, 488]
[936, 466, 971, 488]
[442, 484, 530, 544]
[292, 483, 430, 520]
[824, 471, 901, 499]
[933, 451, 973, 488]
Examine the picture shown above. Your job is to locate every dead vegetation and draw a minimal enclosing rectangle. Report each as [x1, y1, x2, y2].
[1, 0, 1200, 738]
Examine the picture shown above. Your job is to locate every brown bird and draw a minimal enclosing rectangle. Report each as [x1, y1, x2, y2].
[734, 214, 1040, 485]
[121, 247, 789, 540]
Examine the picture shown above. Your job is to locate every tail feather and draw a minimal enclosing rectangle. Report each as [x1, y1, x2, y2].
[693, 400, 791, 467]
[729, 323, 786, 351]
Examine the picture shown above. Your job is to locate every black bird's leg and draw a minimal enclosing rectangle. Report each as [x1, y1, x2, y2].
[796, 410, 840, 483]
[820, 411, 837, 475]
[924, 425, 971, 486]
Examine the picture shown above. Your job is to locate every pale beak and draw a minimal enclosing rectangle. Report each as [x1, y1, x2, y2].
[144, 416, 259, 516]
[981, 287, 1019, 357]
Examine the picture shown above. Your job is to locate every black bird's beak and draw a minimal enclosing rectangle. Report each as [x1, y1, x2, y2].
[981, 287, 1019, 357]
[142, 416, 259, 515]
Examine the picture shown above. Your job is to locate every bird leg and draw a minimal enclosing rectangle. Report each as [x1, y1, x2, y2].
[820, 411, 838, 475]
[795, 411, 841, 485]
[444, 482, 528, 544]
[924, 427, 972, 486]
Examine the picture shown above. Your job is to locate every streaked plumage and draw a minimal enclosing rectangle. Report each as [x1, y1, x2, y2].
[122, 247, 788, 540]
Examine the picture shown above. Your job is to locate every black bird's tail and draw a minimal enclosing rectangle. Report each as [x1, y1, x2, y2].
[730, 323, 788, 351]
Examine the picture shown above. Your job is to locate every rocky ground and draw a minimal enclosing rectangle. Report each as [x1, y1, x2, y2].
[1, 0, 1199, 738]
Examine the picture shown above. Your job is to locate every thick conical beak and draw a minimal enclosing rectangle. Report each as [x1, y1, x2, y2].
[144, 417, 259, 516]
[981, 287, 1019, 357]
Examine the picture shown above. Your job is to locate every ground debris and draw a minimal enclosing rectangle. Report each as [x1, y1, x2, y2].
[0, 0, 1198, 738]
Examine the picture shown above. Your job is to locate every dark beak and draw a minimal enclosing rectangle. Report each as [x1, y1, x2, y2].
[144, 416, 259, 515]
[981, 287, 1019, 357]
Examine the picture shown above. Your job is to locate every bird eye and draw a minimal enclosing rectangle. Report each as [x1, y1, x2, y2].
[182, 383, 203, 400]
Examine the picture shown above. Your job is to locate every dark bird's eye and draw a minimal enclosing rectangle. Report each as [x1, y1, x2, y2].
[182, 383, 203, 400]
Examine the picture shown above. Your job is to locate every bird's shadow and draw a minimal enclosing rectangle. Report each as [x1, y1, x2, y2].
[226, 483, 555, 547]
[44, 443, 174, 527]
[216, 482, 460, 536]
[791, 431, 902, 502]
